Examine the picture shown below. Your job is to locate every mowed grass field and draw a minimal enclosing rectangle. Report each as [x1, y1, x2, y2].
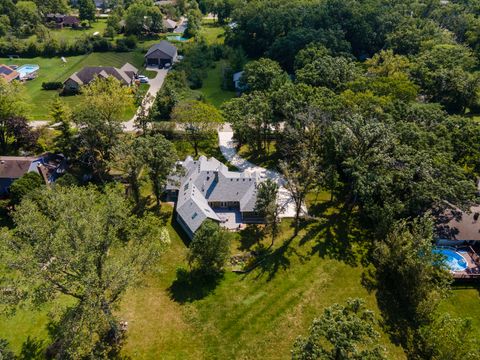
[1, 51, 150, 120]
[2, 193, 480, 358]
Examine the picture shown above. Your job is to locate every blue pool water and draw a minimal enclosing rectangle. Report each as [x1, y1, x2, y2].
[167, 35, 188, 42]
[17, 64, 39, 78]
[433, 248, 468, 272]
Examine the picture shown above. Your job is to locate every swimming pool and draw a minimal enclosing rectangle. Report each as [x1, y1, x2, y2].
[16, 64, 39, 78]
[167, 35, 188, 42]
[433, 247, 468, 272]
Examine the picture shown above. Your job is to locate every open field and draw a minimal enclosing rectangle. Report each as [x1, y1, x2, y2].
[1, 51, 151, 120]
[0, 197, 409, 359]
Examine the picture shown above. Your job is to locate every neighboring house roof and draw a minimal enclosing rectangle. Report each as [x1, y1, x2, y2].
[64, 64, 136, 86]
[145, 40, 177, 59]
[0, 154, 66, 184]
[0, 64, 19, 83]
[436, 205, 480, 241]
[171, 156, 262, 235]
[120, 62, 139, 79]
[163, 18, 177, 29]
[0, 156, 37, 179]
[63, 16, 79, 25]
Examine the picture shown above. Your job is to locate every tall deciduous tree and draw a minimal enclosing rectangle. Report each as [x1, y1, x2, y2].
[50, 98, 74, 156]
[110, 135, 145, 206]
[188, 219, 231, 275]
[0, 186, 169, 358]
[280, 153, 320, 236]
[255, 179, 281, 246]
[74, 77, 133, 178]
[222, 91, 273, 154]
[138, 134, 177, 209]
[0, 79, 36, 155]
[9, 171, 44, 206]
[172, 100, 223, 157]
[374, 215, 451, 336]
[292, 298, 386, 360]
[240, 58, 288, 92]
[78, 0, 96, 24]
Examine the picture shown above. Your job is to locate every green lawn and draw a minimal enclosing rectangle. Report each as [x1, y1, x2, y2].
[199, 19, 226, 45]
[117, 202, 407, 360]
[185, 61, 235, 109]
[1, 51, 149, 120]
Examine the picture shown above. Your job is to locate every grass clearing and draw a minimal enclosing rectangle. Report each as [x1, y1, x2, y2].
[199, 20, 226, 45]
[118, 201, 407, 359]
[2, 51, 148, 120]
[195, 62, 235, 108]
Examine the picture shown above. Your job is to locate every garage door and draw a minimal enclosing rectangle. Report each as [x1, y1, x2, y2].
[147, 58, 159, 66]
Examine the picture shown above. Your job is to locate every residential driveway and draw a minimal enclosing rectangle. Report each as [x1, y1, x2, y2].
[218, 124, 302, 218]
[122, 68, 168, 132]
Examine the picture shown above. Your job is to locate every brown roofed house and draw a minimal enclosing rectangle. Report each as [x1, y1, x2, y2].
[45, 13, 80, 28]
[63, 63, 139, 92]
[0, 64, 19, 83]
[0, 154, 67, 195]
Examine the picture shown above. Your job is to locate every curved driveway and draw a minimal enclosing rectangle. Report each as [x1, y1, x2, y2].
[218, 124, 300, 218]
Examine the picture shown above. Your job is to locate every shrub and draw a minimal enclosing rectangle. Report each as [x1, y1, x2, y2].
[188, 68, 204, 89]
[42, 81, 63, 90]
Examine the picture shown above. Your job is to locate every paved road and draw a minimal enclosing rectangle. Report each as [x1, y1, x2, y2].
[218, 124, 302, 218]
[29, 68, 168, 132]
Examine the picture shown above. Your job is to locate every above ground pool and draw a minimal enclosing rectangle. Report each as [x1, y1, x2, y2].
[167, 35, 188, 42]
[16, 64, 39, 78]
[433, 247, 468, 272]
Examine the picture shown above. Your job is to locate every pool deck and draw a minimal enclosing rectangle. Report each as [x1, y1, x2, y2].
[451, 246, 480, 280]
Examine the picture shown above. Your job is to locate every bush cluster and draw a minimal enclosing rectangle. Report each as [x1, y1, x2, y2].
[0, 34, 138, 57]
[41, 81, 63, 90]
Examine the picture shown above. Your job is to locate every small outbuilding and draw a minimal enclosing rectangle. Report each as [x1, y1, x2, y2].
[145, 40, 177, 68]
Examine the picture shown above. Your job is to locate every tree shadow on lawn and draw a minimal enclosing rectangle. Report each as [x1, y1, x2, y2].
[168, 268, 222, 304]
[298, 205, 371, 268]
[19, 336, 45, 360]
[238, 224, 265, 251]
[252, 235, 309, 282]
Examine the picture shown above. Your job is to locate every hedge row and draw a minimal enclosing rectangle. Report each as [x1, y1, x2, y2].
[0, 35, 138, 58]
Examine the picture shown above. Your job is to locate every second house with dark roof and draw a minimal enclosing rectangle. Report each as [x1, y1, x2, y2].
[63, 63, 139, 92]
[145, 40, 178, 68]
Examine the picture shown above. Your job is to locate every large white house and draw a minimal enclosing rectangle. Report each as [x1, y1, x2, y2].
[167, 156, 264, 238]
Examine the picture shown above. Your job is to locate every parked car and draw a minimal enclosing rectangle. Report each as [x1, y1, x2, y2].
[139, 78, 149, 83]
[164, 63, 171, 69]
[137, 75, 148, 80]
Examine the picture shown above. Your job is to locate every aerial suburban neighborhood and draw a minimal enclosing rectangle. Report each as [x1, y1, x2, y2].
[1, 0, 480, 359]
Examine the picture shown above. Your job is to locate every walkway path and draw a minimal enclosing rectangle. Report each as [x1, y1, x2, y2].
[218, 124, 300, 218]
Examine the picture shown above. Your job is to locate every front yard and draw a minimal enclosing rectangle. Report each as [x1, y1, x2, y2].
[1, 51, 151, 120]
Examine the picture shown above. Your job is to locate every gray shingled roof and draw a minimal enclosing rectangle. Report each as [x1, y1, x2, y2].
[173, 156, 261, 235]
[145, 40, 177, 58]
[65, 64, 135, 86]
